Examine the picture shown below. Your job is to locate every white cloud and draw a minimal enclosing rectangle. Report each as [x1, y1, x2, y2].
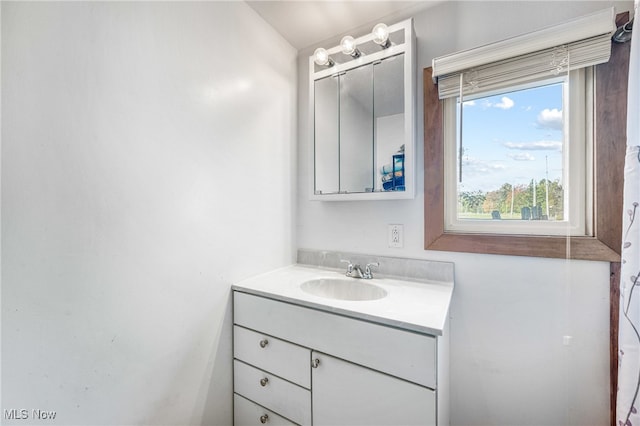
[503, 140, 562, 151]
[482, 96, 515, 110]
[463, 100, 476, 107]
[459, 157, 509, 191]
[494, 96, 515, 109]
[537, 108, 563, 130]
[507, 152, 536, 161]
[461, 156, 507, 175]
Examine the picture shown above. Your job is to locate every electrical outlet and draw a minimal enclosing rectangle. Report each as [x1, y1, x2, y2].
[388, 224, 403, 248]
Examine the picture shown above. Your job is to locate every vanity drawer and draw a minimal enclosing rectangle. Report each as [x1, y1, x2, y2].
[234, 291, 436, 389]
[234, 394, 299, 426]
[234, 360, 311, 426]
[234, 326, 311, 389]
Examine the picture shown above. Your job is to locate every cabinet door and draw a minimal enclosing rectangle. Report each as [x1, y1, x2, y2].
[338, 63, 374, 193]
[314, 75, 339, 194]
[311, 352, 435, 426]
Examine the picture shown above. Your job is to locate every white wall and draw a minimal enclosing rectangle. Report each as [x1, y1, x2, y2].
[297, 2, 632, 425]
[1, 2, 296, 425]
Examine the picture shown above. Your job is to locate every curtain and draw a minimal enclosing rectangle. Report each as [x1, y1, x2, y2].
[618, 2, 640, 426]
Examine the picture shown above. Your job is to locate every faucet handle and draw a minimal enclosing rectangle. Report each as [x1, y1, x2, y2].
[364, 262, 379, 279]
[340, 259, 354, 275]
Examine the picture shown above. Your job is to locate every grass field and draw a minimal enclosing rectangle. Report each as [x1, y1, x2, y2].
[458, 212, 526, 220]
[458, 212, 558, 221]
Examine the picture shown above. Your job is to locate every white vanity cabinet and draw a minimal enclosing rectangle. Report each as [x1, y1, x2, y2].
[232, 291, 449, 426]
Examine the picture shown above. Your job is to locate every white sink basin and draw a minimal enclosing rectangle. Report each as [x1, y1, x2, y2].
[300, 278, 387, 301]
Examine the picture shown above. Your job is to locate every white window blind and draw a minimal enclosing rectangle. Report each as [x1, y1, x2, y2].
[432, 7, 615, 99]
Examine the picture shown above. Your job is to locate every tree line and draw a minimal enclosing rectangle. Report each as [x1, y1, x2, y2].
[459, 179, 564, 220]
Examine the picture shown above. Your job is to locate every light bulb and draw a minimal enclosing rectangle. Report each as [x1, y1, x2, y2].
[372, 23, 390, 48]
[340, 36, 360, 57]
[313, 47, 334, 67]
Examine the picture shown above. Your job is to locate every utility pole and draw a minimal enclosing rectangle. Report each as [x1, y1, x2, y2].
[510, 184, 515, 216]
[545, 156, 550, 218]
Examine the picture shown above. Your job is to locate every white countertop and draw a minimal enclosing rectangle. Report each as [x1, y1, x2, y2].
[231, 264, 454, 336]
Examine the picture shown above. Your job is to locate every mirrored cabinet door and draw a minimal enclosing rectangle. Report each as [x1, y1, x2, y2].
[374, 55, 405, 193]
[340, 64, 374, 193]
[314, 76, 340, 194]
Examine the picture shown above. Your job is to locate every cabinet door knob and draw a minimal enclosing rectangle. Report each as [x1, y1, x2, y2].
[259, 377, 269, 387]
[311, 358, 320, 368]
[259, 339, 269, 348]
[259, 414, 269, 424]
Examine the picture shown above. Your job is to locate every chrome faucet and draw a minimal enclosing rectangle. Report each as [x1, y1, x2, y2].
[340, 260, 379, 279]
[364, 262, 379, 279]
[340, 259, 363, 278]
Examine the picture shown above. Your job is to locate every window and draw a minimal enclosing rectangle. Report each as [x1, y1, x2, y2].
[443, 70, 592, 236]
[424, 8, 627, 261]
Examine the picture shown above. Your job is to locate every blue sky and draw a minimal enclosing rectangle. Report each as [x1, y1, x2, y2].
[457, 82, 564, 193]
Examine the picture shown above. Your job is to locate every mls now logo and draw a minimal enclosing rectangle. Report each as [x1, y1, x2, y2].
[4, 408, 57, 420]
[3, 409, 28, 420]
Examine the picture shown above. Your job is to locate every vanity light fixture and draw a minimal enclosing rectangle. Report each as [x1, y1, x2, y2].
[315, 22, 391, 68]
[313, 47, 334, 67]
[372, 23, 391, 48]
[340, 35, 361, 58]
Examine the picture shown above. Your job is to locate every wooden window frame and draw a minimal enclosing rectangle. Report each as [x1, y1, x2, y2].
[424, 32, 629, 262]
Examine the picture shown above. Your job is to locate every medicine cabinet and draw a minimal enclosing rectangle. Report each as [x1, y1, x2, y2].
[309, 19, 416, 200]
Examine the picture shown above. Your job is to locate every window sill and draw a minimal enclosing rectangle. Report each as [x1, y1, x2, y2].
[427, 232, 620, 261]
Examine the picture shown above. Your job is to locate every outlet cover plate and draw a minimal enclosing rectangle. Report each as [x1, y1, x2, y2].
[388, 224, 404, 248]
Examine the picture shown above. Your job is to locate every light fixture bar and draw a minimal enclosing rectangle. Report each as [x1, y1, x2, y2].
[309, 19, 411, 80]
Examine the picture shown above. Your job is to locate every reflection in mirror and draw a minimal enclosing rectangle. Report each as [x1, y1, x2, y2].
[340, 64, 374, 193]
[314, 76, 339, 194]
[374, 54, 405, 192]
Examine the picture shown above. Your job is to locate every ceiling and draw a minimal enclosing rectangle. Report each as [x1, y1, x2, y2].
[246, 1, 442, 50]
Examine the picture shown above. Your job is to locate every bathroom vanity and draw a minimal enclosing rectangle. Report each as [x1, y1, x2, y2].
[231, 262, 453, 425]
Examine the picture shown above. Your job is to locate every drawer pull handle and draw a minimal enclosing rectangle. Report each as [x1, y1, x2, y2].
[260, 377, 269, 387]
[259, 414, 269, 424]
[259, 339, 269, 348]
[311, 358, 320, 368]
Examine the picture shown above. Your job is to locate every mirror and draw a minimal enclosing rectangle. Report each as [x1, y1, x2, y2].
[314, 76, 340, 193]
[314, 56, 405, 195]
[374, 55, 404, 192]
[340, 62, 374, 193]
[310, 19, 414, 200]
